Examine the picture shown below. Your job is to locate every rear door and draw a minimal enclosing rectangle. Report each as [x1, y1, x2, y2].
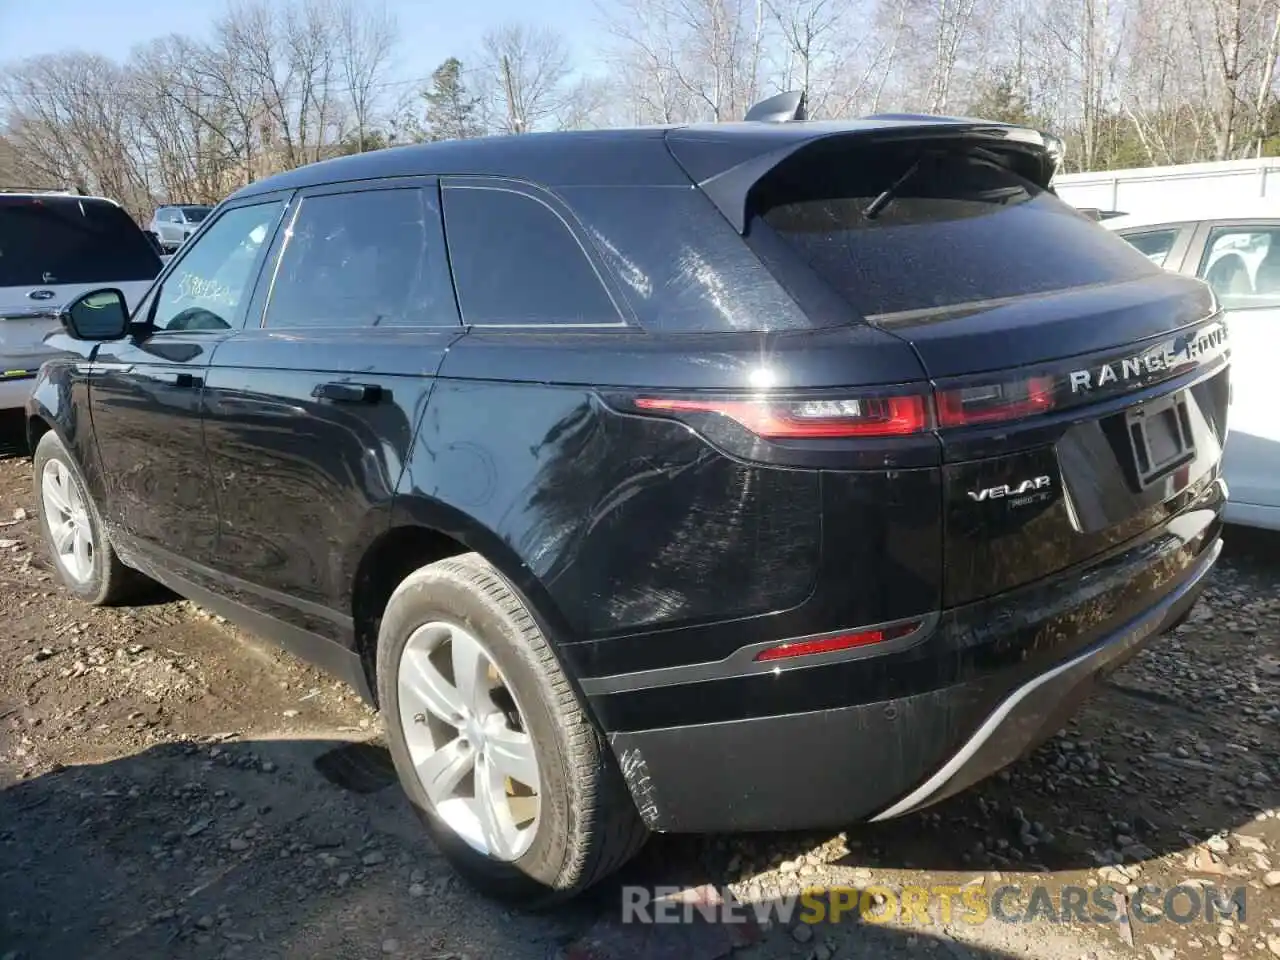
[89, 195, 289, 571]
[1187, 220, 1280, 515]
[0, 195, 161, 392]
[201, 178, 462, 640]
[746, 140, 1227, 605]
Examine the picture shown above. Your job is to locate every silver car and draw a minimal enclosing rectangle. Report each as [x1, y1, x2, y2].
[1, 192, 161, 411]
[146, 204, 213, 252]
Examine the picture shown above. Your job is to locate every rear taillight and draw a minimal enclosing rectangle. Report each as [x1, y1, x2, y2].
[753, 621, 922, 662]
[627, 376, 1058, 441]
[935, 375, 1056, 428]
[633, 394, 932, 438]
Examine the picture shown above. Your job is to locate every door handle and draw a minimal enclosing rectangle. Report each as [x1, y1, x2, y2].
[313, 381, 383, 404]
[174, 372, 202, 389]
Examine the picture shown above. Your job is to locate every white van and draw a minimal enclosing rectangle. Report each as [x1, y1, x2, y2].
[1, 192, 162, 411]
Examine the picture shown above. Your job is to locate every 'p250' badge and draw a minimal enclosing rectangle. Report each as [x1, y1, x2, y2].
[967, 475, 1052, 502]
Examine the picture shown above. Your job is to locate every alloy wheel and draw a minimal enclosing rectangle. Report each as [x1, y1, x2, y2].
[41, 459, 94, 584]
[396, 621, 541, 861]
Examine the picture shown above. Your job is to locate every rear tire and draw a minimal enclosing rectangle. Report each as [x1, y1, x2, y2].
[376, 552, 647, 906]
[32, 430, 151, 605]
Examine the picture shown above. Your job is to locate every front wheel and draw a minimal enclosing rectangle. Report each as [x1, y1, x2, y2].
[376, 553, 647, 906]
[32, 430, 151, 605]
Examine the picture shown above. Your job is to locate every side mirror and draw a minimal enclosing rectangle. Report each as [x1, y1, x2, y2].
[61, 288, 130, 341]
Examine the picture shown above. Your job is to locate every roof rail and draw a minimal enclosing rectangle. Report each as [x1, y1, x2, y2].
[744, 90, 807, 123]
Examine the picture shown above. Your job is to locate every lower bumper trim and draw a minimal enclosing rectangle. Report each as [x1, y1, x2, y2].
[606, 529, 1221, 834]
[870, 534, 1221, 821]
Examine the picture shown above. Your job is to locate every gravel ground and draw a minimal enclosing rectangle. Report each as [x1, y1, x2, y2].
[1, 415, 1278, 960]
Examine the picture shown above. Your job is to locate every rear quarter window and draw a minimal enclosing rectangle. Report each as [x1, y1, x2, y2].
[752, 142, 1163, 319]
[557, 186, 812, 333]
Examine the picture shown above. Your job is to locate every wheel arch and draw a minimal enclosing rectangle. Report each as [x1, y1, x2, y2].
[349, 494, 582, 708]
[25, 362, 102, 501]
[26, 411, 54, 455]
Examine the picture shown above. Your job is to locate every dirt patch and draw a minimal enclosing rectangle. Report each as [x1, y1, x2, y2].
[1, 418, 1277, 960]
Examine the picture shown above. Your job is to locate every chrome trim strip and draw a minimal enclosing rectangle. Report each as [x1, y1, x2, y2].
[579, 613, 939, 696]
[869, 537, 1221, 822]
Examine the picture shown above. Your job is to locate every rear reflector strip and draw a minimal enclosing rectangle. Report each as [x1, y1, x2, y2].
[633, 394, 932, 438]
[753, 620, 921, 662]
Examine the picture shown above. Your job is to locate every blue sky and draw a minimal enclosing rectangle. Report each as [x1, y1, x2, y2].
[0, 0, 605, 82]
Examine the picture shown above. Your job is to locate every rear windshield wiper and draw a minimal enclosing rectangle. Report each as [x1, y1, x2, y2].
[863, 147, 1006, 219]
[862, 156, 926, 220]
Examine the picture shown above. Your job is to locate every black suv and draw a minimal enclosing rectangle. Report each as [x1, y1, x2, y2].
[26, 109, 1229, 905]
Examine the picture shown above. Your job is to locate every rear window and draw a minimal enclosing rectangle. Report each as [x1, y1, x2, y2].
[1120, 228, 1181, 267]
[182, 206, 212, 222]
[0, 196, 161, 286]
[752, 142, 1161, 318]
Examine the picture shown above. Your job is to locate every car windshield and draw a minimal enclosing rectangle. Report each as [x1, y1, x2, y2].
[0, 196, 162, 286]
[182, 206, 212, 223]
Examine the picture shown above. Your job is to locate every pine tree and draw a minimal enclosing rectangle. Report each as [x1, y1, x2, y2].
[423, 58, 483, 142]
[967, 73, 1039, 128]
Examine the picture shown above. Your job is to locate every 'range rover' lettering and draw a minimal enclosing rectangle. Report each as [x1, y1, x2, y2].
[1068, 323, 1227, 394]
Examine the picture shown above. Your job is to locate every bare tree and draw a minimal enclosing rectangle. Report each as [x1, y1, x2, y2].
[555, 75, 621, 129]
[480, 22, 573, 133]
[333, 0, 397, 152]
[4, 0, 1280, 206]
[599, 0, 698, 123]
[1035, 0, 1129, 170]
[921, 0, 985, 112]
[764, 0, 854, 117]
[1183, 0, 1280, 159]
[131, 36, 242, 203]
[602, 0, 766, 122]
[0, 53, 151, 212]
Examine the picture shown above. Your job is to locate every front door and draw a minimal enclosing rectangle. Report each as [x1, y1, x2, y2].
[1193, 222, 1280, 513]
[89, 197, 289, 570]
[201, 179, 462, 638]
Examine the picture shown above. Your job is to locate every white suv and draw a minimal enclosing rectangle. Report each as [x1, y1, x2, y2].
[1, 192, 162, 411]
[147, 204, 213, 252]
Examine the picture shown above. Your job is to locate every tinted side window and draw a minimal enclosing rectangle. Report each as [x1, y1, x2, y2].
[442, 185, 621, 326]
[1120, 228, 1181, 267]
[264, 188, 456, 329]
[1197, 225, 1280, 310]
[151, 201, 284, 332]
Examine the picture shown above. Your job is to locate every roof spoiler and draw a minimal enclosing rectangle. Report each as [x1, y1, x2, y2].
[670, 117, 1066, 234]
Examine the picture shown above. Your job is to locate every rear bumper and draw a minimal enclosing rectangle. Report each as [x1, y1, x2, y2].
[606, 481, 1224, 833]
[870, 534, 1218, 821]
